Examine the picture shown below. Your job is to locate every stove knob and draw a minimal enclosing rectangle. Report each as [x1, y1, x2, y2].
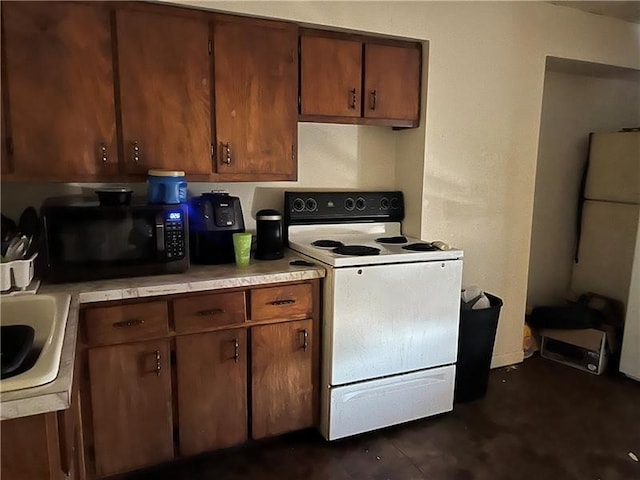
[305, 198, 317, 212]
[390, 197, 400, 210]
[292, 198, 305, 212]
[344, 197, 355, 211]
[355, 197, 366, 211]
[380, 197, 390, 210]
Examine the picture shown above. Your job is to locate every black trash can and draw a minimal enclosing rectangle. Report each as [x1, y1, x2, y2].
[454, 292, 503, 403]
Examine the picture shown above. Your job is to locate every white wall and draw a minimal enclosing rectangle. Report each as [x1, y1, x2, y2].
[2, 1, 639, 368]
[528, 61, 640, 311]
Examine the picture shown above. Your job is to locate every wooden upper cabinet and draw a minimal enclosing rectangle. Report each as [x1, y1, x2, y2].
[213, 16, 298, 180]
[116, 8, 212, 175]
[2, 1, 118, 180]
[300, 36, 362, 117]
[364, 43, 421, 122]
[299, 31, 421, 127]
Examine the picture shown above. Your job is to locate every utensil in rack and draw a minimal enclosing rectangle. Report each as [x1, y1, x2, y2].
[3, 235, 29, 262]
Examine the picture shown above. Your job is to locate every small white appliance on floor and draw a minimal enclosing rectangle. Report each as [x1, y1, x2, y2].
[284, 191, 463, 440]
[539, 328, 608, 375]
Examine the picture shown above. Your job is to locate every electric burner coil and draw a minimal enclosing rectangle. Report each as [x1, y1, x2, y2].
[312, 239, 344, 248]
[332, 245, 381, 256]
[375, 236, 408, 244]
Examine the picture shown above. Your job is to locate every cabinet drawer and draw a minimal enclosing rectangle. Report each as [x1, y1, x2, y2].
[174, 292, 246, 334]
[84, 301, 169, 346]
[250, 283, 313, 321]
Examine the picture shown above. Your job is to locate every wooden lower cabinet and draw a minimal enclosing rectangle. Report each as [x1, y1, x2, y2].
[1, 413, 63, 480]
[80, 280, 319, 478]
[1, 368, 84, 480]
[251, 319, 315, 439]
[176, 329, 248, 455]
[88, 340, 173, 478]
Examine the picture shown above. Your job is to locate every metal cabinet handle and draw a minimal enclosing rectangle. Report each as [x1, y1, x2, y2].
[155, 350, 161, 376]
[299, 328, 308, 352]
[113, 319, 145, 328]
[233, 338, 239, 363]
[269, 299, 295, 306]
[100, 143, 108, 165]
[349, 88, 357, 109]
[370, 90, 377, 111]
[197, 308, 225, 317]
[223, 142, 231, 166]
[132, 141, 140, 164]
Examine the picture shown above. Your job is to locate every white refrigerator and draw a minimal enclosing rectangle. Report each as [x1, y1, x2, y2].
[570, 130, 640, 380]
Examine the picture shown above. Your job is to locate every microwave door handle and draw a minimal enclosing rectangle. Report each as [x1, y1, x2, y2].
[156, 216, 165, 253]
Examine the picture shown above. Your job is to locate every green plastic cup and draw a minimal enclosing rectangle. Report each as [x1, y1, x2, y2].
[232, 233, 252, 267]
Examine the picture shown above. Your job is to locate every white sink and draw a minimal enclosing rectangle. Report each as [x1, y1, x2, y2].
[1, 293, 71, 393]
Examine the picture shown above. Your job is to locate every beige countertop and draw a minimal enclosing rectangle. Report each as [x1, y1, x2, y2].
[1, 252, 326, 420]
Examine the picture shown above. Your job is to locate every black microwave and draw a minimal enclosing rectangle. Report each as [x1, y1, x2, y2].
[40, 197, 189, 283]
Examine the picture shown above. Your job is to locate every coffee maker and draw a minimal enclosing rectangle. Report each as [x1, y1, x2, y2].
[189, 193, 245, 264]
[255, 209, 284, 260]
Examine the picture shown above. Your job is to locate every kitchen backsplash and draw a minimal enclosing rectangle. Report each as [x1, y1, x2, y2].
[1, 124, 398, 231]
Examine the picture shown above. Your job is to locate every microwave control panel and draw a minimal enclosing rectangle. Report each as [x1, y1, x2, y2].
[165, 211, 186, 259]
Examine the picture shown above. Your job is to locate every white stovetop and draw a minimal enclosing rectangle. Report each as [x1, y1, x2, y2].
[287, 223, 463, 267]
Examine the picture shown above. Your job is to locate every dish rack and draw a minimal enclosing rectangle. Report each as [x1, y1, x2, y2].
[1, 252, 38, 293]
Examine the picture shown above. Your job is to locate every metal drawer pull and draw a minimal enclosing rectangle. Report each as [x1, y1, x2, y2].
[370, 89, 377, 111]
[113, 319, 145, 328]
[299, 328, 308, 351]
[233, 338, 239, 363]
[155, 350, 161, 376]
[349, 88, 357, 109]
[270, 299, 295, 306]
[197, 308, 225, 317]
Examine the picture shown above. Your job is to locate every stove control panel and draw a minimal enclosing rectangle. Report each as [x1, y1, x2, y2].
[285, 191, 404, 225]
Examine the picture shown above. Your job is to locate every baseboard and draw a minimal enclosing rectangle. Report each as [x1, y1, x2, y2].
[490, 350, 524, 369]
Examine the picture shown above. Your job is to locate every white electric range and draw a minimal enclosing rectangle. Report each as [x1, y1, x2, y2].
[284, 191, 464, 440]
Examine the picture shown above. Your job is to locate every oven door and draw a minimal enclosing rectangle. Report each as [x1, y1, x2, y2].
[324, 259, 463, 386]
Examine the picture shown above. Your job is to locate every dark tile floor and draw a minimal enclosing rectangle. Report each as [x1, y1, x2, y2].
[120, 355, 640, 480]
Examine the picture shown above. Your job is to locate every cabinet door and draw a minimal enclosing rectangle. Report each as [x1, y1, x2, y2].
[300, 35, 362, 117]
[364, 43, 421, 122]
[213, 17, 297, 180]
[2, 1, 117, 179]
[88, 340, 173, 477]
[116, 9, 212, 175]
[251, 319, 314, 439]
[176, 329, 248, 455]
[0, 413, 63, 480]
